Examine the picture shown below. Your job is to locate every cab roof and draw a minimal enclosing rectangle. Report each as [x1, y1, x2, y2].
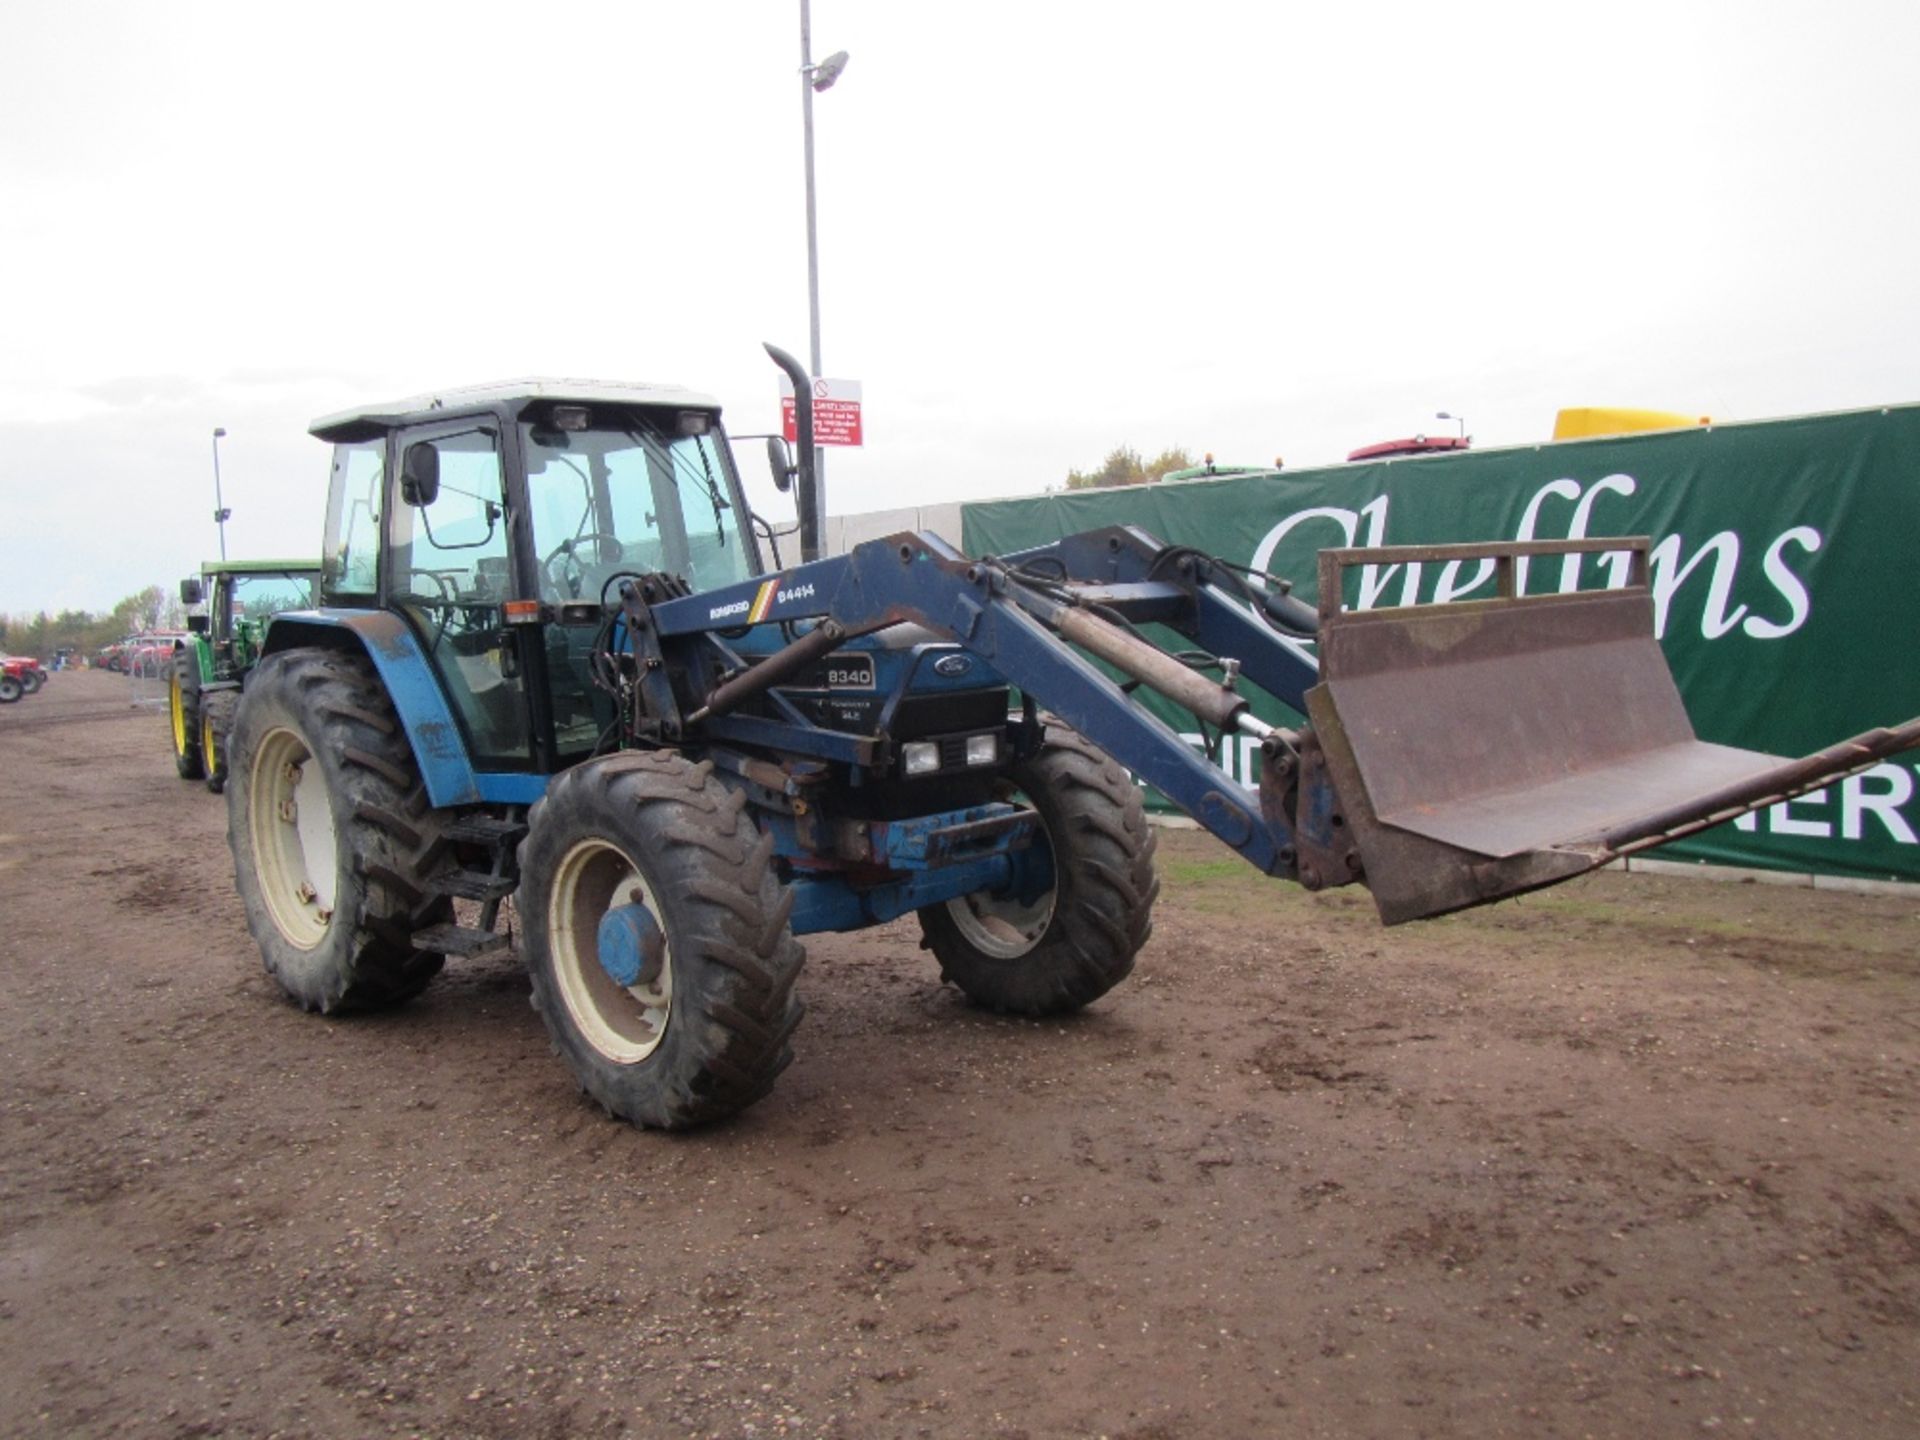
[309, 378, 723, 443]
[199, 559, 322, 577]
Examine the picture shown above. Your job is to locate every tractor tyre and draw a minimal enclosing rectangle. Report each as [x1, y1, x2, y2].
[518, 751, 806, 1130]
[201, 689, 240, 794]
[169, 653, 205, 779]
[917, 726, 1159, 1015]
[20, 669, 43, 695]
[226, 647, 451, 1013]
[0, 675, 20, 704]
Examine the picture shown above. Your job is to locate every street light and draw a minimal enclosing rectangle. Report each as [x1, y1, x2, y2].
[211, 426, 231, 560]
[810, 49, 849, 91]
[797, 0, 846, 541]
[1436, 410, 1467, 440]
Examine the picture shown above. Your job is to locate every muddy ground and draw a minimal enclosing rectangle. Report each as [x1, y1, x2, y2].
[2, 669, 1917, 1439]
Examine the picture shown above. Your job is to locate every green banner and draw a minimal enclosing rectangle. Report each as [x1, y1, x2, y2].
[962, 406, 1920, 883]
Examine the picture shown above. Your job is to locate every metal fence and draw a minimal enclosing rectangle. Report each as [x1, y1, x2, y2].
[123, 637, 176, 709]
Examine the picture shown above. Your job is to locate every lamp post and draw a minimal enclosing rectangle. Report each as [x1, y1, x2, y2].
[798, 0, 847, 538]
[211, 426, 231, 560]
[1436, 410, 1467, 440]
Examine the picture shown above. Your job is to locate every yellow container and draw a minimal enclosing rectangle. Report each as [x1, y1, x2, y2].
[1553, 406, 1711, 440]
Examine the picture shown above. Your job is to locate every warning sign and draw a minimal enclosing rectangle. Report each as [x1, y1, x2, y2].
[780, 376, 863, 448]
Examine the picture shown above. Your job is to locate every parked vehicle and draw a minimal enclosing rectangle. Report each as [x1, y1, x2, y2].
[1, 655, 47, 695]
[0, 656, 35, 704]
[170, 561, 321, 789]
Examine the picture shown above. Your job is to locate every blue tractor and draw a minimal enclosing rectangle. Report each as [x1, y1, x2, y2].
[225, 347, 1920, 1129]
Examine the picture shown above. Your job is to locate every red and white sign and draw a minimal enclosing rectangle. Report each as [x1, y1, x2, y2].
[780, 376, 863, 447]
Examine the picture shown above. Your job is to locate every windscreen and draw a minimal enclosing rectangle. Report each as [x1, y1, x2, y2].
[523, 410, 753, 603]
[229, 571, 316, 621]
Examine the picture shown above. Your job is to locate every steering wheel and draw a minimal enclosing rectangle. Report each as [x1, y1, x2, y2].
[409, 569, 462, 604]
[544, 532, 623, 599]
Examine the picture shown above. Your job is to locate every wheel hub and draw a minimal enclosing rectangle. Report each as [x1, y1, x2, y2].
[596, 899, 667, 989]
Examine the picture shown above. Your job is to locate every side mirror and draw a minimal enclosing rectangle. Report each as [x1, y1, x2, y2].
[765, 436, 794, 494]
[401, 444, 440, 507]
[180, 577, 204, 606]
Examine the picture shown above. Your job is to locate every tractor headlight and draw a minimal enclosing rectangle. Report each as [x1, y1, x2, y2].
[902, 742, 941, 777]
[964, 733, 999, 767]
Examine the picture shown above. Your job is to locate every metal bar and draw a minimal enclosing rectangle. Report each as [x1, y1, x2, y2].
[648, 550, 854, 636]
[1317, 537, 1653, 624]
[937, 599, 1283, 872]
[1328, 537, 1655, 566]
[691, 619, 873, 723]
[1058, 581, 1194, 621]
[1601, 717, 1920, 853]
[1186, 582, 1320, 714]
[1052, 605, 1248, 731]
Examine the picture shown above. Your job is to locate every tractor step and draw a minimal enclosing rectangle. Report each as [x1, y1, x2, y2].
[432, 868, 520, 902]
[443, 813, 530, 847]
[412, 922, 512, 958]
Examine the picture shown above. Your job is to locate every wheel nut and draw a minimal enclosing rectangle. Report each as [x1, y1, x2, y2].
[296, 881, 317, 904]
[278, 799, 297, 824]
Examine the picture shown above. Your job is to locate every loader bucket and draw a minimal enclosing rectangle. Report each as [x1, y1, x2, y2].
[1294, 539, 1920, 924]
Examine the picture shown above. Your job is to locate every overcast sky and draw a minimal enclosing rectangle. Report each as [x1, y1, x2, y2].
[3, 0, 1915, 616]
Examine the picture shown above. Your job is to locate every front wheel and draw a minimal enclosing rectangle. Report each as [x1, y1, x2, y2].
[0, 675, 20, 704]
[518, 752, 806, 1130]
[226, 648, 451, 1012]
[19, 670, 43, 695]
[169, 653, 204, 779]
[918, 728, 1159, 1015]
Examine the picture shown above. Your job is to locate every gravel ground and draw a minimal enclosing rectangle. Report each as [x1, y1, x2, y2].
[2, 669, 1917, 1439]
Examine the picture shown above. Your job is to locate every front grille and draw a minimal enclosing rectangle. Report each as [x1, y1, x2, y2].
[891, 687, 1008, 742]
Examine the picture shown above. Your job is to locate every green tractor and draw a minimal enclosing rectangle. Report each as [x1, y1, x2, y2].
[171, 560, 321, 791]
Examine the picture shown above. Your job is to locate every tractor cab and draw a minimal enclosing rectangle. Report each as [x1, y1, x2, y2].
[303, 382, 761, 776]
[300, 380, 1011, 800]
[183, 560, 320, 672]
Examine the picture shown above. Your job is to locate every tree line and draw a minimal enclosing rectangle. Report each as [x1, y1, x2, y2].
[1064, 445, 1197, 490]
[0, 585, 185, 660]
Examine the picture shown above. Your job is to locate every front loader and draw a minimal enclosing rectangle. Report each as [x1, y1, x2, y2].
[222, 348, 1920, 1130]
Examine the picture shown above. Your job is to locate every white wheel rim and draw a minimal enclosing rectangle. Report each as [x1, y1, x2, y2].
[548, 838, 673, 1064]
[248, 725, 337, 949]
[944, 805, 1057, 959]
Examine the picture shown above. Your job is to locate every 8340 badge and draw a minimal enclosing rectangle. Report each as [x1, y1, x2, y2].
[801, 651, 876, 690]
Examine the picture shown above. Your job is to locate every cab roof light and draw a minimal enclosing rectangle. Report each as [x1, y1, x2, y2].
[676, 410, 714, 437]
[551, 406, 591, 432]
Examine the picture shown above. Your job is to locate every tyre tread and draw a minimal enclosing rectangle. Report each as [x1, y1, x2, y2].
[227, 648, 452, 1014]
[518, 753, 806, 1129]
[918, 724, 1158, 1016]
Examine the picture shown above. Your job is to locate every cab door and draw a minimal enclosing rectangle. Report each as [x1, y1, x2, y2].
[386, 423, 533, 766]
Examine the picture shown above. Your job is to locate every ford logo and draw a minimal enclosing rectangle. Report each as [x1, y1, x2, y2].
[931, 654, 973, 678]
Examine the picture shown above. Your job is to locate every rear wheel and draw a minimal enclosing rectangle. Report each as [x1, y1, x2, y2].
[169, 653, 204, 779]
[917, 728, 1159, 1015]
[518, 751, 805, 1129]
[226, 647, 450, 1012]
[201, 689, 240, 794]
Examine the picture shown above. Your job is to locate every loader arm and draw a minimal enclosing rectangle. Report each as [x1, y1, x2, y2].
[640, 529, 1920, 924]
